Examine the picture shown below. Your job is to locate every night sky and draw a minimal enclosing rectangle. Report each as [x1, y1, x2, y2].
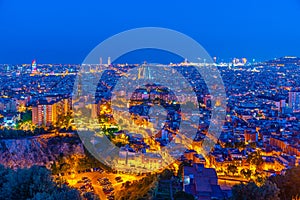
[0, 0, 300, 64]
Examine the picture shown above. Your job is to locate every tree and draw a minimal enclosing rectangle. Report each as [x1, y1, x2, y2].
[0, 165, 81, 200]
[0, 165, 11, 188]
[174, 191, 194, 200]
[227, 164, 238, 176]
[178, 161, 192, 179]
[269, 166, 300, 200]
[232, 182, 258, 200]
[259, 181, 280, 200]
[231, 181, 279, 200]
[0, 165, 55, 199]
[32, 186, 81, 200]
[253, 173, 266, 186]
[160, 169, 174, 180]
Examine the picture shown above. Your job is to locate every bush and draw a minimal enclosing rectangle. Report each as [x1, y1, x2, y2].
[0, 165, 81, 200]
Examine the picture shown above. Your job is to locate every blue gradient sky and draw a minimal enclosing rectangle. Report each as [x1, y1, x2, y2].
[0, 0, 300, 64]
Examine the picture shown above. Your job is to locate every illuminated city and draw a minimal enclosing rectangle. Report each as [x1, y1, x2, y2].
[0, 56, 299, 199]
[1, 1, 300, 200]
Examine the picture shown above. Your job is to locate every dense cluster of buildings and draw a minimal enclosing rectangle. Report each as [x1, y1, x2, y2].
[0, 57, 300, 199]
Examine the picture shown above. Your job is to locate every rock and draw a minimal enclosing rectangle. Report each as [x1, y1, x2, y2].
[0, 135, 85, 169]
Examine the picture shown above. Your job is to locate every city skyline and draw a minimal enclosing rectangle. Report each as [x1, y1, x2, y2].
[0, 58, 300, 199]
[0, 1, 300, 199]
[0, 55, 299, 65]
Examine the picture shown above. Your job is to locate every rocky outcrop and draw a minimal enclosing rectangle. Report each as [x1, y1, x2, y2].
[0, 135, 85, 169]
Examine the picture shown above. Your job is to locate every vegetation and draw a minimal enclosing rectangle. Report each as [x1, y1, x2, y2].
[240, 169, 252, 180]
[247, 151, 263, 170]
[0, 165, 81, 200]
[154, 169, 182, 200]
[1, 110, 75, 139]
[116, 174, 157, 200]
[16, 110, 33, 130]
[178, 161, 192, 179]
[227, 164, 238, 176]
[82, 192, 100, 200]
[232, 166, 300, 200]
[0, 128, 47, 139]
[159, 169, 174, 180]
[51, 147, 111, 175]
[55, 112, 74, 131]
[269, 166, 300, 200]
[231, 181, 280, 200]
[174, 191, 195, 200]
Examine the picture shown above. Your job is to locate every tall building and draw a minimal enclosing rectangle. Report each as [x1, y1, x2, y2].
[108, 57, 111, 65]
[31, 59, 37, 74]
[99, 57, 103, 71]
[32, 101, 57, 126]
[289, 91, 300, 112]
[32, 106, 39, 125]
